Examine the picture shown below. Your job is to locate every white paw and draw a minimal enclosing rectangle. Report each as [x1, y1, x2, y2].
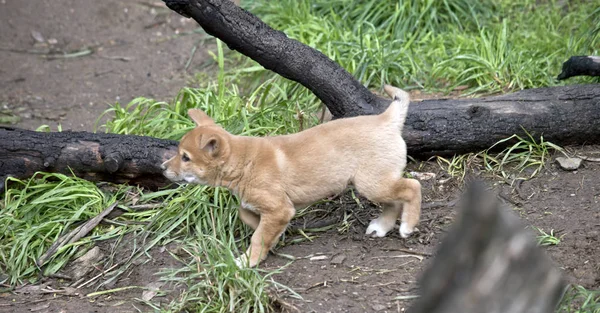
[234, 255, 248, 268]
[399, 222, 414, 238]
[366, 219, 392, 237]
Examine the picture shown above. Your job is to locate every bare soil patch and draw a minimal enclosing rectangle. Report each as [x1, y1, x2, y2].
[0, 0, 207, 131]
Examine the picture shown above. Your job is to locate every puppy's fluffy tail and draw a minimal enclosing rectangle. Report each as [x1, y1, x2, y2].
[382, 85, 410, 132]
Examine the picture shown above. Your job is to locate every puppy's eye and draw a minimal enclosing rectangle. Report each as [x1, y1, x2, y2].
[181, 154, 190, 162]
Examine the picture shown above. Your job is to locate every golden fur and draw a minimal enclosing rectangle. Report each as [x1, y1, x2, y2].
[162, 85, 421, 267]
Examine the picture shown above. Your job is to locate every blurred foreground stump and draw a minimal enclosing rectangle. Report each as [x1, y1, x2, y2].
[409, 182, 566, 313]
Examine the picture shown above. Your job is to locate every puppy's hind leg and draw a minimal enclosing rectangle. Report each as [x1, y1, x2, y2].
[365, 202, 401, 237]
[360, 177, 422, 238]
[393, 178, 421, 238]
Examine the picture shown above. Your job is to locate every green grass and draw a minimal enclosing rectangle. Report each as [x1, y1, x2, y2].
[558, 285, 600, 313]
[436, 130, 564, 182]
[240, 0, 599, 94]
[436, 153, 477, 180]
[0, 173, 119, 285]
[2, 0, 600, 311]
[532, 226, 564, 246]
[481, 130, 565, 180]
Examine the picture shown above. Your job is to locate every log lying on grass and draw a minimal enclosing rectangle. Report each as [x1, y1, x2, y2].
[0, 127, 177, 190]
[2, 84, 600, 189]
[409, 182, 566, 313]
[405, 84, 600, 156]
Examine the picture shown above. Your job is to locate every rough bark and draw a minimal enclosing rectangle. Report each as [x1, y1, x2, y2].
[162, 0, 390, 117]
[557, 56, 600, 80]
[0, 127, 177, 190]
[404, 84, 600, 157]
[408, 182, 566, 313]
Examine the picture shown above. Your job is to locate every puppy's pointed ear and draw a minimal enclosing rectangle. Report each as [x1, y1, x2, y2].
[188, 109, 215, 127]
[199, 134, 222, 157]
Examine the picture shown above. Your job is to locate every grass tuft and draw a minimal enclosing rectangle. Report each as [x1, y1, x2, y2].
[437, 129, 563, 181]
[481, 130, 564, 180]
[0, 173, 120, 284]
[531, 226, 564, 246]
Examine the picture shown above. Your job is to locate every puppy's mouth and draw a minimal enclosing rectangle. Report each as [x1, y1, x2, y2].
[162, 170, 206, 185]
[183, 175, 200, 184]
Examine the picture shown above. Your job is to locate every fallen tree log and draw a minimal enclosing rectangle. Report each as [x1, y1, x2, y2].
[408, 182, 566, 313]
[2, 84, 599, 189]
[404, 84, 600, 156]
[0, 127, 177, 190]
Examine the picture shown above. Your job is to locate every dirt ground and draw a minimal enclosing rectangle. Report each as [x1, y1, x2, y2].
[1, 1, 599, 313]
[0, 0, 207, 131]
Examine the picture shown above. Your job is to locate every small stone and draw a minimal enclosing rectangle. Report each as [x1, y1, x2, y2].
[330, 254, 346, 265]
[142, 281, 165, 301]
[555, 157, 582, 171]
[31, 30, 45, 43]
[70, 246, 104, 280]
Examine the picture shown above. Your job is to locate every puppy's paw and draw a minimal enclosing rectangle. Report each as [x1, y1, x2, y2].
[399, 222, 414, 238]
[235, 253, 262, 268]
[365, 219, 393, 237]
[234, 254, 249, 268]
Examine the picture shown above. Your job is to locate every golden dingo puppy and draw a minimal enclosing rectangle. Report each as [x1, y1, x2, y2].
[162, 85, 421, 267]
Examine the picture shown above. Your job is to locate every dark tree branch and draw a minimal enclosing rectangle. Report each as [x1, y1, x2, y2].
[409, 182, 566, 313]
[557, 56, 600, 80]
[163, 0, 390, 117]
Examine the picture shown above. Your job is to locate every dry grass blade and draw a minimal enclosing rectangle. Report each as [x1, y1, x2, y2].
[36, 201, 118, 268]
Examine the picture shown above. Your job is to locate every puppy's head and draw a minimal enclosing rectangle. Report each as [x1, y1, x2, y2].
[161, 109, 230, 185]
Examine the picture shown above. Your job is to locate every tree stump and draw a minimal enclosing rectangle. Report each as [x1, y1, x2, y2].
[408, 182, 566, 313]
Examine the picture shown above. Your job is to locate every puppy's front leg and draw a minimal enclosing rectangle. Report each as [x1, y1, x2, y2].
[236, 203, 294, 267]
